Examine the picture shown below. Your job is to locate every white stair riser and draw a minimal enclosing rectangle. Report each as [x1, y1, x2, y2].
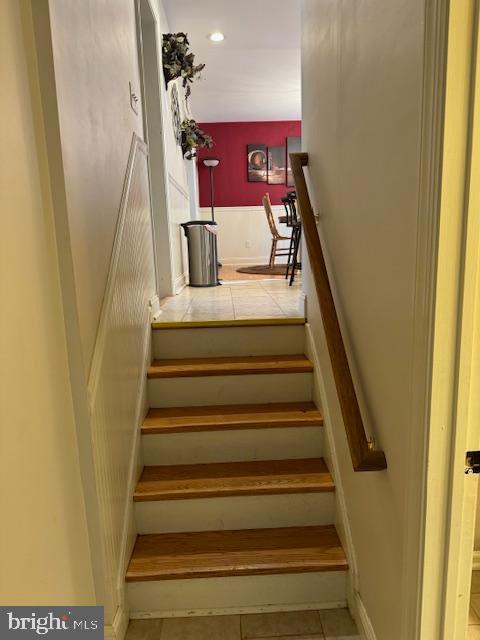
[142, 426, 323, 465]
[148, 372, 313, 408]
[135, 492, 335, 534]
[153, 326, 305, 359]
[128, 571, 347, 618]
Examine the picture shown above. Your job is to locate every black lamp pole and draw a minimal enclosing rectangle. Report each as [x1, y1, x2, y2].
[209, 165, 215, 222]
[202, 158, 220, 223]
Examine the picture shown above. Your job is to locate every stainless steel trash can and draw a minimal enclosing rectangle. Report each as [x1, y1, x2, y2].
[181, 221, 219, 287]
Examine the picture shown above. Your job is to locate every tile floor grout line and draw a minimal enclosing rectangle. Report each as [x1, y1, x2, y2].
[158, 274, 303, 324]
[315, 610, 324, 636]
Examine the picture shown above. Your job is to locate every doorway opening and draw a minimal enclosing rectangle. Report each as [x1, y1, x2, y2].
[155, 0, 304, 325]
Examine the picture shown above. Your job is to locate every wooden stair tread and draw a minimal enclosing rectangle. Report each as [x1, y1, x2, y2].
[134, 458, 334, 501]
[126, 525, 348, 581]
[147, 354, 313, 379]
[142, 401, 323, 434]
[152, 318, 306, 330]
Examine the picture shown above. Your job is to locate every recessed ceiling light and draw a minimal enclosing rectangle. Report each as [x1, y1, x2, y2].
[209, 32, 225, 42]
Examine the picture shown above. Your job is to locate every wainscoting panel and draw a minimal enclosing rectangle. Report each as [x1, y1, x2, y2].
[200, 206, 290, 265]
[168, 173, 190, 292]
[87, 135, 157, 628]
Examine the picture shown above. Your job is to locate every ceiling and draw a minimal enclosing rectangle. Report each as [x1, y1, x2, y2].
[162, 0, 301, 122]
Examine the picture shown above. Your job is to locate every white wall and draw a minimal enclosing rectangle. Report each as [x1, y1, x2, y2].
[301, 1, 425, 638]
[0, 0, 96, 606]
[46, 0, 144, 373]
[200, 206, 291, 265]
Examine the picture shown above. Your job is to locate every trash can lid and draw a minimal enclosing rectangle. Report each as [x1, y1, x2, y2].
[181, 220, 217, 227]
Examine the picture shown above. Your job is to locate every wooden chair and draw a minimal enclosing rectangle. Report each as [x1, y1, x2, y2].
[262, 193, 290, 268]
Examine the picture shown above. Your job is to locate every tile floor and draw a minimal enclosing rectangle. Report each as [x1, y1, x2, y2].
[157, 277, 304, 323]
[126, 609, 360, 640]
[470, 571, 480, 638]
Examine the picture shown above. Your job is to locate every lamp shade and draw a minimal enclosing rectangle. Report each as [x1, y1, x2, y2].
[203, 158, 220, 168]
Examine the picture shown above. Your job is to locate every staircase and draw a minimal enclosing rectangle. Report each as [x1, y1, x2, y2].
[126, 319, 348, 617]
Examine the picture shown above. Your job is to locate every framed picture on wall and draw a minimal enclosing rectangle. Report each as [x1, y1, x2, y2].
[247, 144, 267, 182]
[286, 136, 302, 186]
[268, 146, 286, 184]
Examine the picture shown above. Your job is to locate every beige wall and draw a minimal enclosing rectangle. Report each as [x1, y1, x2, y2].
[0, 0, 95, 604]
[302, 1, 425, 638]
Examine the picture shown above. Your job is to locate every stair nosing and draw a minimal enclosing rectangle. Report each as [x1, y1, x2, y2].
[152, 318, 306, 330]
[133, 457, 335, 502]
[126, 524, 348, 582]
[141, 401, 323, 435]
[147, 354, 313, 379]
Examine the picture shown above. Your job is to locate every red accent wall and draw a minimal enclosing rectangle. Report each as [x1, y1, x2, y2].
[197, 121, 301, 207]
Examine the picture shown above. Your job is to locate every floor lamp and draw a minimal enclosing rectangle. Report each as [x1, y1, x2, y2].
[202, 157, 220, 222]
[202, 157, 221, 267]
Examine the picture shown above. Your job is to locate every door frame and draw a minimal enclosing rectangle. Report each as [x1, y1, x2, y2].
[438, 2, 480, 636]
[406, 1, 480, 638]
[135, 0, 175, 298]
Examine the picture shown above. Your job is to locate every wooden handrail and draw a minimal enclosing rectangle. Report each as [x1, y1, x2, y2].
[290, 153, 387, 472]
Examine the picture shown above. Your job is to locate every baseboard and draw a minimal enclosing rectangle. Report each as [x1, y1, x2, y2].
[220, 256, 270, 266]
[352, 593, 377, 640]
[130, 601, 347, 620]
[174, 272, 187, 293]
[149, 295, 161, 321]
[104, 604, 129, 640]
[304, 324, 359, 590]
[473, 550, 480, 570]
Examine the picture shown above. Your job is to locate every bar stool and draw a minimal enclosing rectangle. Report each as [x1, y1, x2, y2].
[283, 192, 302, 285]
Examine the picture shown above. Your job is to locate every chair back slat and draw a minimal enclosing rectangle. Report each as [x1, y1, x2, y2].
[262, 193, 282, 239]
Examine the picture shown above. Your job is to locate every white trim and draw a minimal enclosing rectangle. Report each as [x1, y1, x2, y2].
[130, 601, 347, 620]
[88, 134, 148, 396]
[169, 171, 190, 200]
[417, 3, 480, 639]
[400, 0, 450, 637]
[174, 272, 187, 293]
[353, 593, 377, 640]
[104, 605, 129, 640]
[440, 5, 480, 636]
[199, 205, 284, 215]
[148, 294, 161, 321]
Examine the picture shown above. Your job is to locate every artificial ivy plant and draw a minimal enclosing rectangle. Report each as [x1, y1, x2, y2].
[162, 32, 205, 99]
[180, 119, 213, 160]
